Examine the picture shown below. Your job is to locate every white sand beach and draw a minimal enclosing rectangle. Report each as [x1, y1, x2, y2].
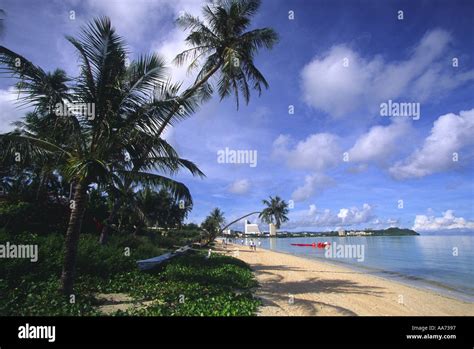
[222, 243, 474, 316]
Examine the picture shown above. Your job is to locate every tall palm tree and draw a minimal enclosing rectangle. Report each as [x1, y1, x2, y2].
[0, 17, 204, 294]
[259, 196, 289, 229]
[156, 0, 278, 136]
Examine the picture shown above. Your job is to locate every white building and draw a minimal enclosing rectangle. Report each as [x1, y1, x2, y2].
[269, 223, 277, 237]
[244, 220, 261, 235]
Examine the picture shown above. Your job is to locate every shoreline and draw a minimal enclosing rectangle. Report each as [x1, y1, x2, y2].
[221, 242, 474, 316]
[255, 245, 474, 303]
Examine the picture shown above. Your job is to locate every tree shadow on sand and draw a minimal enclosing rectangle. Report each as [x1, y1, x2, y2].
[250, 263, 386, 316]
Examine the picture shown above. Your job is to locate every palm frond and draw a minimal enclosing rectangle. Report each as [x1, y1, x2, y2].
[0, 46, 71, 110]
[117, 170, 193, 204]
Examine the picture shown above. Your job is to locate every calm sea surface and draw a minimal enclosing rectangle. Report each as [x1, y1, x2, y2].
[243, 235, 474, 302]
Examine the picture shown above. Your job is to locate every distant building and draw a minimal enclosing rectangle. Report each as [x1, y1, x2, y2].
[244, 220, 261, 235]
[345, 230, 373, 236]
[338, 229, 346, 236]
[269, 223, 277, 237]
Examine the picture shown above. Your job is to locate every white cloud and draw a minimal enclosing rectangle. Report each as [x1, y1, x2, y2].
[82, 0, 205, 85]
[272, 133, 341, 172]
[0, 88, 27, 133]
[389, 108, 474, 179]
[228, 179, 250, 195]
[149, 0, 205, 85]
[337, 203, 374, 225]
[273, 133, 341, 202]
[371, 218, 400, 229]
[291, 173, 335, 202]
[413, 210, 474, 231]
[301, 29, 474, 118]
[285, 203, 375, 229]
[301, 45, 378, 117]
[83, 0, 163, 41]
[348, 119, 411, 164]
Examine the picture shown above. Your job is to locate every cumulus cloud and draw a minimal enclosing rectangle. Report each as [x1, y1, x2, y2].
[272, 133, 342, 172]
[348, 119, 411, 164]
[285, 203, 375, 229]
[371, 218, 400, 229]
[83, 0, 204, 84]
[84, 0, 168, 41]
[413, 210, 474, 231]
[228, 179, 250, 195]
[337, 203, 374, 225]
[273, 133, 341, 202]
[389, 108, 474, 179]
[149, 0, 205, 85]
[291, 173, 335, 202]
[301, 29, 474, 118]
[0, 88, 27, 133]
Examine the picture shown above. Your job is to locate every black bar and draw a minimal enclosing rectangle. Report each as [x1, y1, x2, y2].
[0, 316, 472, 348]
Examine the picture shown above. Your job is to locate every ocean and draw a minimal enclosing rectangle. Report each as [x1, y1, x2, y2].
[244, 235, 474, 302]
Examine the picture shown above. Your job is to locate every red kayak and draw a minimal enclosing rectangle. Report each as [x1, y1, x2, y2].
[291, 242, 331, 248]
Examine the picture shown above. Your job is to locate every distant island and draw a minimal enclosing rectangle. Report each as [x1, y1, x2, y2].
[276, 227, 419, 238]
[228, 227, 419, 238]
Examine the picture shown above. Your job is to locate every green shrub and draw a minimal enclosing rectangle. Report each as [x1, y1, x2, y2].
[0, 201, 68, 234]
[0, 230, 260, 316]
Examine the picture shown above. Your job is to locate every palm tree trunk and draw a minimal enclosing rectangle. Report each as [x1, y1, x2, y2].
[35, 172, 46, 201]
[156, 62, 222, 137]
[99, 199, 120, 245]
[134, 225, 141, 237]
[60, 181, 87, 295]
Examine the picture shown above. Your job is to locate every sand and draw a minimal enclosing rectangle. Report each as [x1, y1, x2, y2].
[221, 243, 474, 316]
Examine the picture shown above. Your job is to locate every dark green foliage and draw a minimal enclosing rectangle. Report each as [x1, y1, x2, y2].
[0, 201, 69, 234]
[0, 230, 260, 316]
[201, 207, 225, 244]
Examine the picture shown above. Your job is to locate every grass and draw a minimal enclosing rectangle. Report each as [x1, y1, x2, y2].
[0, 229, 260, 316]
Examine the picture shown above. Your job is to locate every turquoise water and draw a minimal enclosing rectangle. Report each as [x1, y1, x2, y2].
[250, 235, 474, 302]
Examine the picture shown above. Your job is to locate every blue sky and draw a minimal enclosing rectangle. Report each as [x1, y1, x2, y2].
[1, 0, 473, 233]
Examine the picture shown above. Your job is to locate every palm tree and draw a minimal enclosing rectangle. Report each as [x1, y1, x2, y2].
[209, 196, 290, 238]
[10, 111, 71, 201]
[156, 0, 279, 136]
[97, 133, 203, 244]
[259, 196, 289, 229]
[201, 207, 226, 244]
[0, 17, 204, 294]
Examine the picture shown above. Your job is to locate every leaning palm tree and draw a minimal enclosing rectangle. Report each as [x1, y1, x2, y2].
[259, 196, 289, 229]
[208, 196, 290, 239]
[156, 0, 278, 136]
[0, 17, 204, 294]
